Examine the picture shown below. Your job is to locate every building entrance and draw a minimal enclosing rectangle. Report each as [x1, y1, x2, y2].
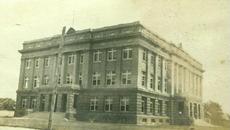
[61, 94, 67, 112]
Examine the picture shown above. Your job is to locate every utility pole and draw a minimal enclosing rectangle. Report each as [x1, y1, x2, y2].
[48, 26, 66, 130]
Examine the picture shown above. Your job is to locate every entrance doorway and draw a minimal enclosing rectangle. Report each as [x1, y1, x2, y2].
[39, 94, 45, 111]
[61, 94, 67, 112]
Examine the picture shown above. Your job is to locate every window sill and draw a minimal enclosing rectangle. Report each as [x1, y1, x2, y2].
[107, 59, 116, 62]
[122, 58, 132, 61]
[93, 61, 102, 63]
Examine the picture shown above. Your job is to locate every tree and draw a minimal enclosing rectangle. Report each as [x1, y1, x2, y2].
[0, 98, 16, 110]
[204, 101, 225, 125]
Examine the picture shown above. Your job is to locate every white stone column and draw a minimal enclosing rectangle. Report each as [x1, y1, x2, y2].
[181, 66, 184, 94]
[18, 58, 25, 89]
[200, 77, 203, 98]
[162, 59, 166, 93]
[188, 102, 190, 118]
[162, 100, 166, 116]
[155, 99, 159, 116]
[154, 55, 159, 92]
[190, 102, 194, 118]
[177, 65, 180, 94]
[183, 68, 186, 94]
[189, 70, 193, 95]
[146, 51, 150, 89]
[198, 76, 200, 97]
[186, 69, 189, 94]
[171, 62, 175, 96]
[66, 93, 76, 119]
[192, 73, 195, 96]
[196, 76, 199, 96]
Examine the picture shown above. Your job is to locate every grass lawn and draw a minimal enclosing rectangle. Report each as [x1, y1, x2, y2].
[0, 110, 14, 117]
[0, 112, 229, 130]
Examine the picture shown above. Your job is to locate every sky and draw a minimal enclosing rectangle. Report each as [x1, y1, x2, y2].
[0, 0, 229, 114]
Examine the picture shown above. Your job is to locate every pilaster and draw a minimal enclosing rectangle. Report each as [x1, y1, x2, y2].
[56, 94, 62, 112]
[162, 100, 166, 116]
[171, 62, 175, 96]
[155, 99, 158, 116]
[154, 55, 158, 92]
[18, 59, 25, 89]
[162, 59, 166, 93]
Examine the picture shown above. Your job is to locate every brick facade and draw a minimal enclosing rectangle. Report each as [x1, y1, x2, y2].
[15, 21, 204, 125]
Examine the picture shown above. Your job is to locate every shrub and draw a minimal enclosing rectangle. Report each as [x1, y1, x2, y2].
[14, 108, 27, 117]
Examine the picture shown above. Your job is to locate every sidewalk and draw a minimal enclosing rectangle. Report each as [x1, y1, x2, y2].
[0, 126, 37, 130]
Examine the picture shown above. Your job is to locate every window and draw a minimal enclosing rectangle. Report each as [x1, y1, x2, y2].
[190, 103, 193, 117]
[178, 101, 184, 115]
[151, 119, 156, 123]
[35, 58, 39, 68]
[150, 74, 154, 89]
[164, 78, 168, 92]
[44, 75, 49, 85]
[92, 72, 101, 86]
[198, 104, 201, 119]
[120, 97, 129, 112]
[93, 50, 102, 62]
[59, 56, 63, 65]
[44, 57, 49, 67]
[25, 59, 30, 69]
[106, 71, 116, 85]
[157, 57, 162, 91]
[143, 50, 147, 61]
[179, 66, 182, 93]
[157, 57, 162, 76]
[24, 77, 29, 88]
[142, 118, 147, 122]
[30, 98, 37, 109]
[158, 100, 163, 115]
[107, 49, 116, 61]
[141, 71, 146, 87]
[141, 97, 147, 114]
[194, 103, 197, 118]
[57, 75, 61, 84]
[80, 54, 84, 64]
[158, 76, 162, 91]
[150, 99, 156, 115]
[165, 101, 169, 116]
[22, 98, 27, 108]
[123, 48, 132, 60]
[151, 54, 155, 65]
[79, 73, 82, 85]
[122, 71, 131, 85]
[73, 94, 78, 109]
[174, 64, 178, 93]
[104, 96, 113, 112]
[68, 54, 74, 64]
[66, 73, 73, 84]
[33, 76, 39, 88]
[90, 97, 98, 111]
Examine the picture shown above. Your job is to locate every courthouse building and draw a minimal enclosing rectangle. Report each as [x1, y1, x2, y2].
[16, 21, 204, 125]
